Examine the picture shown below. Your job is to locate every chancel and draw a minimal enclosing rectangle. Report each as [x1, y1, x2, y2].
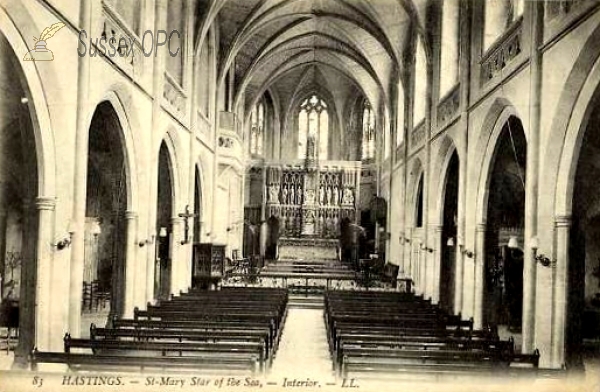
[0, 0, 599, 389]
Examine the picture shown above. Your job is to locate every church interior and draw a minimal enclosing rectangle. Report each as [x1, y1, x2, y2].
[0, 0, 600, 389]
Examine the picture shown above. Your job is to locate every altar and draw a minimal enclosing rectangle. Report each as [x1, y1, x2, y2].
[278, 237, 339, 261]
[263, 135, 360, 238]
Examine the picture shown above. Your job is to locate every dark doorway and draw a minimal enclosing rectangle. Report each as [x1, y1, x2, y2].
[85, 102, 128, 319]
[156, 143, 174, 300]
[415, 175, 424, 228]
[193, 168, 202, 244]
[484, 116, 526, 334]
[243, 222, 259, 258]
[265, 216, 280, 260]
[440, 152, 459, 313]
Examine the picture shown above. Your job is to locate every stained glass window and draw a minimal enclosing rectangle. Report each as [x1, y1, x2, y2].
[250, 101, 264, 155]
[298, 95, 328, 160]
[362, 100, 375, 160]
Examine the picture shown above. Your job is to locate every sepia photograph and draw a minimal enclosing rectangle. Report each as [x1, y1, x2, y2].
[0, 0, 598, 391]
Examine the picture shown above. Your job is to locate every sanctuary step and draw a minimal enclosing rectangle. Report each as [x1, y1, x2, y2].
[288, 294, 324, 309]
[262, 259, 354, 275]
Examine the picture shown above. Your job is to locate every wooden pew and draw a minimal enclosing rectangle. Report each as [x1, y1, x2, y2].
[330, 323, 491, 352]
[339, 348, 541, 379]
[33, 287, 288, 375]
[324, 289, 541, 379]
[134, 306, 282, 344]
[113, 318, 281, 353]
[30, 349, 259, 374]
[64, 333, 268, 373]
[334, 336, 515, 372]
[90, 323, 273, 361]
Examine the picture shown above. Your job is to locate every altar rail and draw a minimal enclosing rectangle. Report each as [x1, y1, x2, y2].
[222, 273, 413, 295]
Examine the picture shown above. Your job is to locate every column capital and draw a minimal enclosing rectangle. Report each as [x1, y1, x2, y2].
[35, 197, 56, 211]
[555, 215, 571, 227]
[171, 216, 184, 225]
[125, 211, 138, 220]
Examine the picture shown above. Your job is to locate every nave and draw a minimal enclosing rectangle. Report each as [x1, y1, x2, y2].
[3, 1, 600, 390]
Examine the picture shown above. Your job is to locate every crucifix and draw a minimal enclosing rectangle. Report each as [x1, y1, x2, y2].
[178, 205, 197, 245]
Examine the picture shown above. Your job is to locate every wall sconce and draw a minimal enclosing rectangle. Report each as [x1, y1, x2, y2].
[530, 237, 552, 267]
[446, 237, 455, 247]
[462, 248, 474, 258]
[56, 237, 72, 250]
[139, 231, 156, 248]
[55, 221, 76, 250]
[535, 254, 552, 267]
[419, 243, 434, 253]
[399, 235, 411, 244]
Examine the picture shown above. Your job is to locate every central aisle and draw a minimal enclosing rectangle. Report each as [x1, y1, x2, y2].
[268, 307, 335, 382]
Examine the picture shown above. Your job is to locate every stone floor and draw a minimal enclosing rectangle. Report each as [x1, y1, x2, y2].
[268, 307, 335, 382]
[80, 309, 111, 337]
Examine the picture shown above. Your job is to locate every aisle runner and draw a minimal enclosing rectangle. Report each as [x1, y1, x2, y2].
[268, 308, 335, 384]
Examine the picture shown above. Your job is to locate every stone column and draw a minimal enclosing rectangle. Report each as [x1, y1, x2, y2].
[69, 0, 92, 337]
[33, 197, 56, 352]
[432, 225, 443, 303]
[473, 223, 486, 329]
[403, 228, 412, 278]
[521, 0, 544, 354]
[0, 196, 7, 288]
[455, 0, 472, 317]
[454, 238, 464, 315]
[416, 244, 424, 294]
[146, 231, 157, 303]
[170, 217, 183, 295]
[412, 244, 419, 292]
[122, 211, 138, 318]
[147, 0, 167, 305]
[12, 200, 33, 365]
[552, 215, 571, 369]
[134, 232, 148, 308]
[13, 197, 56, 367]
[421, 244, 428, 297]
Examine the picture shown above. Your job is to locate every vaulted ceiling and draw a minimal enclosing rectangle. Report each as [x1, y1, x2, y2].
[197, 0, 429, 122]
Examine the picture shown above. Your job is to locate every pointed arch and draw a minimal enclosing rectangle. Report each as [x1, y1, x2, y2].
[474, 103, 523, 226]
[0, 4, 57, 198]
[158, 128, 183, 216]
[95, 90, 140, 212]
[434, 136, 459, 226]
